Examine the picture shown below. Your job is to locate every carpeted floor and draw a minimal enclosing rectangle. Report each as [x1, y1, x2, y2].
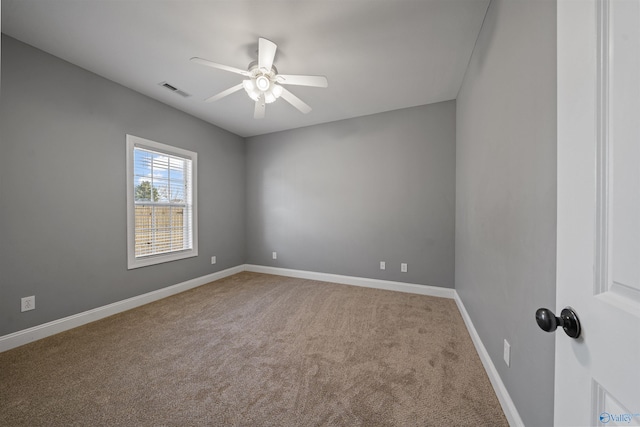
[0, 272, 508, 426]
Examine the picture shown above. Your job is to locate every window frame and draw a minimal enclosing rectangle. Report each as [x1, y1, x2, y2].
[126, 134, 198, 269]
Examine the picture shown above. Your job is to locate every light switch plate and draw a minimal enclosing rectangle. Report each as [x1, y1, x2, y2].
[503, 339, 511, 367]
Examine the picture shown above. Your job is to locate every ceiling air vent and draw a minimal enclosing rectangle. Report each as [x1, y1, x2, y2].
[159, 81, 190, 98]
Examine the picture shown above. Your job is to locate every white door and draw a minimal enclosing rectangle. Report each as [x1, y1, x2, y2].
[556, 0, 640, 426]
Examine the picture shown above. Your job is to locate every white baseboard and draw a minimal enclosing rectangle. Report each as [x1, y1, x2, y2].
[0, 265, 244, 353]
[454, 293, 524, 427]
[1, 263, 522, 427]
[244, 264, 456, 299]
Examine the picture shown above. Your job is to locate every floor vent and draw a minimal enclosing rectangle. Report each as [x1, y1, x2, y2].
[159, 81, 190, 97]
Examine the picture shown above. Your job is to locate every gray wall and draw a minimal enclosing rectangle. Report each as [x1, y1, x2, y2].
[246, 102, 456, 287]
[455, 0, 556, 426]
[0, 35, 246, 336]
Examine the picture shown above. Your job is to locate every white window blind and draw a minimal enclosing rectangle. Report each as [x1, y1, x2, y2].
[126, 135, 197, 269]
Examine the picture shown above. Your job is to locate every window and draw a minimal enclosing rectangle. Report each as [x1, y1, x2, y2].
[126, 135, 197, 269]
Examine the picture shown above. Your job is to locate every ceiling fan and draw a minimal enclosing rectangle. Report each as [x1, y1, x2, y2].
[191, 38, 328, 119]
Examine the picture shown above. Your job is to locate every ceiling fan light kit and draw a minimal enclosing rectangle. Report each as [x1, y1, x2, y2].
[241, 62, 283, 104]
[192, 37, 328, 119]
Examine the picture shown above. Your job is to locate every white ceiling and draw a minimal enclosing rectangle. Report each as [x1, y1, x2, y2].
[2, 0, 489, 137]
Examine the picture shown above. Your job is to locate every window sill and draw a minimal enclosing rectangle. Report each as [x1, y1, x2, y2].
[127, 249, 198, 270]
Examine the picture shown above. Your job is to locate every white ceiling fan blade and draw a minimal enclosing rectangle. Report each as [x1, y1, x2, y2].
[254, 95, 266, 119]
[190, 57, 250, 76]
[258, 38, 277, 72]
[204, 83, 244, 103]
[277, 74, 328, 88]
[280, 87, 312, 114]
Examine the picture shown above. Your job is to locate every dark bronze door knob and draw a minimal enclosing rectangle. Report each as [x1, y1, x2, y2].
[535, 307, 581, 339]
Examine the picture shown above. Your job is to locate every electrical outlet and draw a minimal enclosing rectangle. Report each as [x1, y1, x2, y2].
[272, 251, 277, 260]
[21, 296, 35, 312]
[401, 263, 408, 273]
[503, 339, 511, 367]
[380, 261, 386, 270]
[211, 256, 216, 264]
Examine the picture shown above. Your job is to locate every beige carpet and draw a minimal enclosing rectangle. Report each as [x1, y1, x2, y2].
[0, 272, 508, 426]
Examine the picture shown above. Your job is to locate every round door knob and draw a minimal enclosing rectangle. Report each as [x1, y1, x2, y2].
[535, 307, 581, 339]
